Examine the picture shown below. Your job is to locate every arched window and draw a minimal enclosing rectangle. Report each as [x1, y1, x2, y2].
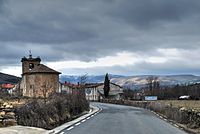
[29, 63, 34, 70]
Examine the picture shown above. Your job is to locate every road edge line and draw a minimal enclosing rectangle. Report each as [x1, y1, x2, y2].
[47, 105, 101, 134]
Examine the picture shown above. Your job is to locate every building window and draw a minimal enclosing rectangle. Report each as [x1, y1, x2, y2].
[30, 85, 34, 89]
[29, 63, 34, 70]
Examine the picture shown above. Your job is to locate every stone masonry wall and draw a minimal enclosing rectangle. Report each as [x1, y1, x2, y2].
[0, 102, 16, 127]
[21, 73, 59, 97]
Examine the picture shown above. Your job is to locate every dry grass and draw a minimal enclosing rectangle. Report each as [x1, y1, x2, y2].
[157, 100, 200, 111]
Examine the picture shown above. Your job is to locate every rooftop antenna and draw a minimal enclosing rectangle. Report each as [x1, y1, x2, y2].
[29, 50, 32, 58]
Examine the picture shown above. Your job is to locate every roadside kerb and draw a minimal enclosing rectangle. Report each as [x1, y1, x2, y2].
[47, 105, 100, 134]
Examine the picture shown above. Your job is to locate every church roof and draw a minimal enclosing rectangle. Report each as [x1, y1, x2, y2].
[21, 56, 41, 62]
[24, 64, 61, 74]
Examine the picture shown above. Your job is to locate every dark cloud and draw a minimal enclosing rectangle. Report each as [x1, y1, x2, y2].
[0, 0, 200, 75]
[109, 0, 200, 28]
[0, 0, 7, 12]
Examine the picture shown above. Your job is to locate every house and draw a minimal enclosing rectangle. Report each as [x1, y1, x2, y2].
[84, 83, 102, 101]
[60, 82, 123, 101]
[0, 83, 16, 94]
[20, 54, 61, 97]
[60, 82, 81, 94]
[97, 83, 124, 100]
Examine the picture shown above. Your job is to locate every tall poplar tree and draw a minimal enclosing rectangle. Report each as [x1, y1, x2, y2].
[103, 73, 110, 98]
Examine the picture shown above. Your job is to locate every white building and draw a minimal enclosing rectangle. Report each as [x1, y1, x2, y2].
[97, 83, 124, 100]
[59, 82, 123, 101]
[84, 83, 102, 101]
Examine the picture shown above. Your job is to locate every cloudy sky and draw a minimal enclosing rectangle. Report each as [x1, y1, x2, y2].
[1, 0, 200, 77]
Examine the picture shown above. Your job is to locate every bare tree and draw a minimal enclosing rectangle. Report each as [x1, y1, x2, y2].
[146, 76, 154, 92]
[42, 81, 53, 100]
[78, 73, 88, 97]
[79, 73, 88, 86]
[146, 76, 160, 95]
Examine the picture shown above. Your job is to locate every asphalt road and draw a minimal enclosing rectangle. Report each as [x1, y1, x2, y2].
[60, 102, 187, 134]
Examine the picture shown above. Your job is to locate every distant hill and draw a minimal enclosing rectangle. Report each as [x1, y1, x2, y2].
[60, 74, 200, 90]
[0, 72, 21, 84]
[60, 74, 124, 84]
[111, 75, 200, 89]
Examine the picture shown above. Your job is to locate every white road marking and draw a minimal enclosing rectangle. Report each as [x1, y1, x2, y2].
[67, 126, 74, 131]
[64, 110, 101, 131]
[159, 116, 163, 119]
[59, 108, 102, 133]
[75, 122, 81, 126]
[174, 124, 179, 128]
[87, 117, 90, 119]
[81, 119, 86, 122]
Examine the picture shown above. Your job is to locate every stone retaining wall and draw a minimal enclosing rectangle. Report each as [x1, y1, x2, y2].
[0, 102, 16, 127]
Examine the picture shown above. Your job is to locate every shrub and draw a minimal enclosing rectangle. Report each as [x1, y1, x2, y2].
[15, 93, 89, 129]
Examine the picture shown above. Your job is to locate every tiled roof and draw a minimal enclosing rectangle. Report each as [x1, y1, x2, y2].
[1, 83, 15, 89]
[110, 82, 122, 88]
[84, 83, 103, 88]
[63, 82, 81, 88]
[24, 64, 61, 74]
[21, 56, 41, 62]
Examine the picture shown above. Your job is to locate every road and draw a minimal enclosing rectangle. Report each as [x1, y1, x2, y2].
[60, 102, 187, 134]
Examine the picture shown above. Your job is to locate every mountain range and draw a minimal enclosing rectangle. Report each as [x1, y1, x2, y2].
[1, 72, 200, 90]
[0, 72, 21, 84]
[60, 74, 200, 90]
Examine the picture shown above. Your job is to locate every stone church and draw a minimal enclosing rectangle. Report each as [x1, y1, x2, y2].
[20, 54, 61, 97]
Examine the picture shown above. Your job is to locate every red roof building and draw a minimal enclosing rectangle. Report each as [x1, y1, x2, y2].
[1, 83, 15, 89]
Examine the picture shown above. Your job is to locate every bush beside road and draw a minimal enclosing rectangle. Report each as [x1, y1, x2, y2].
[0, 104, 99, 134]
[15, 93, 89, 130]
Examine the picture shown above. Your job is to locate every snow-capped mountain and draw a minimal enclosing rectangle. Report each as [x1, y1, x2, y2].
[60, 74, 124, 84]
[60, 74, 200, 90]
[111, 75, 200, 89]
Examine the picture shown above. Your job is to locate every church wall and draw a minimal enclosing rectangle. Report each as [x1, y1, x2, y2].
[22, 73, 59, 97]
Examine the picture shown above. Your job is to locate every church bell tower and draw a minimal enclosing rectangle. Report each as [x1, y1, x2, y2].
[21, 51, 41, 75]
